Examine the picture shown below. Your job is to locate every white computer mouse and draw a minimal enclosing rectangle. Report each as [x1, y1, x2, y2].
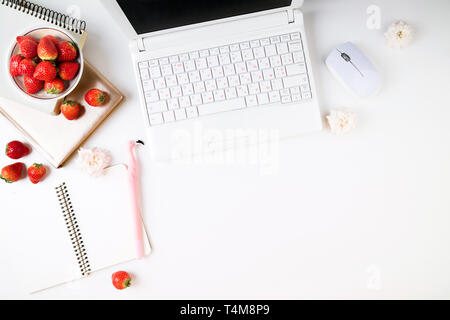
[325, 42, 381, 98]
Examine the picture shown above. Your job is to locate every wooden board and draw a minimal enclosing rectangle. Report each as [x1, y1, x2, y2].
[0, 60, 124, 168]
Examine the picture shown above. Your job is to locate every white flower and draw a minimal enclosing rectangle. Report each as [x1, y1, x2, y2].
[326, 109, 356, 135]
[384, 20, 414, 48]
[77, 147, 111, 177]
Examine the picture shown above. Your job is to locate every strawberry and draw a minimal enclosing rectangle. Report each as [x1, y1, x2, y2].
[9, 54, 24, 77]
[58, 62, 79, 80]
[18, 38, 38, 59]
[16, 35, 37, 44]
[1, 162, 25, 183]
[37, 36, 58, 61]
[60, 100, 80, 120]
[18, 58, 37, 77]
[23, 75, 44, 94]
[112, 271, 131, 290]
[5, 141, 30, 159]
[33, 61, 57, 81]
[85, 89, 107, 106]
[44, 78, 65, 94]
[43, 35, 59, 47]
[27, 163, 47, 184]
[57, 41, 78, 62]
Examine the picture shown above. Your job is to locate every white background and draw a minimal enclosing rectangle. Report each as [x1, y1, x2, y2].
[1, 0, 450, 299]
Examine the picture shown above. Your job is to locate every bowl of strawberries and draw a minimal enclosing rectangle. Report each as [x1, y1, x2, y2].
[7, 26, 84, 101]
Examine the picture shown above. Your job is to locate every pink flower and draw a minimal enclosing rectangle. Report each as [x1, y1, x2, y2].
[385, 20, 414, 48]
[326, 110, 356, 135]
[77, 147, 111, 177]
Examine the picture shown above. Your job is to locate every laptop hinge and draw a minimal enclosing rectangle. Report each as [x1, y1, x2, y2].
[137, 37, 146, 52]
[287, 9, 295, 24]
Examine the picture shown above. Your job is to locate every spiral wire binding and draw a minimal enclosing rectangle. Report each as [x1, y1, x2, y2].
[1, 0, 87, 34]
[55, 183, 91, 276]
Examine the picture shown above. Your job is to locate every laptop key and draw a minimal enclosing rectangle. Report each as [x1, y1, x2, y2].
[189, 51, 199, 59]
[281, 95, 292, 104]
[260, 38, 270, 46]
[250, 40, 260, 48]
[302, 92, 312, 99]
[186, 106, 199, 118]
[202, 91, 214, 103]
[198, 98, 246, 115]
[140, 68, 149, 80]
[179, 53, 189, 61]
[269, 91, 281, 103]
[245, 95, 258, 107]
[167, 98, 180, 110]
[199, 48, 210, 56]
[288, 41, 303, 52]
[281, 34, 291, 42]
[283, 75, 309, 88]
[139, 61, 148, 69]
[257, 93, 269, 105]
[149, 66, 161, 78]
[149, 60, 159, 67]
[286, 63, 306, 76]
[270, 36, 280, 44]
[145, 90, 159, 102]
[276, 42, 289, 55]
[219, 46, 230, 53]
[292, 94, 302, 102]
[290, 32, 301, 40]
[292, 51, 305, 63]
[142, 80, 154, 92]
[240, 42, 250, 50]
[149, 113, 164, 125]
[163, 110, 175, 122]
[230, 44, 240, 51]
[159, 57, 169, 65]
[147, 101, 167, 114]
[174, 108, 187, 120]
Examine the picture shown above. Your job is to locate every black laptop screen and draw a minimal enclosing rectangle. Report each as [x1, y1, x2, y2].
[116, 0, 292, 34]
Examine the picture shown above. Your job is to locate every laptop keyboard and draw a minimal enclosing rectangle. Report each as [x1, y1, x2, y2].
[138, 32, 312, 126]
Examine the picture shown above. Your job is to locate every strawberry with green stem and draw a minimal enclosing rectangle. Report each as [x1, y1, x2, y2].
[27, 163, 47, 184]
[37, 36, 58, 61]
[112, 271, 131, 290]
[45, 78, 65, 94]
[18, 58, 37, 77]
[5, 141, 30, 159]
[60, 100, 80, 120]
[9, 54, 24, 77]
[23, 75, 43, 94]
[57, 41, 78, 61]
[17, 36, 38, 59]
[43, 35, 59, 47]
[58, 61, 79, 80]
[33, 61, 57, 81]
[85, 89, 107, 106]
[1, 162, 25, 183]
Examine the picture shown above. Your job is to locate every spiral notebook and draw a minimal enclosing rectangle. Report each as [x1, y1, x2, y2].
[9, 165, 151, 293]
[0, 0, 88, 114]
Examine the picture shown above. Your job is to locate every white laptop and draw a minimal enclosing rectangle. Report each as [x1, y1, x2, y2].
[103, 0, 322, 160]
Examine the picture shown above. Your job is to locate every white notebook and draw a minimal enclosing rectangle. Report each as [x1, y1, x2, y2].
[8, 165, 151, 293]
[0, 0, 87, 114]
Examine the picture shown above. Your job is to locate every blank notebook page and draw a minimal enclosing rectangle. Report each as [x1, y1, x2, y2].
[10, 165, 150, 293]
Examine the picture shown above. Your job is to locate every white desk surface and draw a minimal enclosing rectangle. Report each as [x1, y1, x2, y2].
[1, 0, 450, 299]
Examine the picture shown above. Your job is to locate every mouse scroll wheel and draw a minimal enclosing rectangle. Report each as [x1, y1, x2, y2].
[341, 52, 351, 62]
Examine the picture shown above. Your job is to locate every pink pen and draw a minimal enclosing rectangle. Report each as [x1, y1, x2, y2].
[127, 140, 145, 259]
